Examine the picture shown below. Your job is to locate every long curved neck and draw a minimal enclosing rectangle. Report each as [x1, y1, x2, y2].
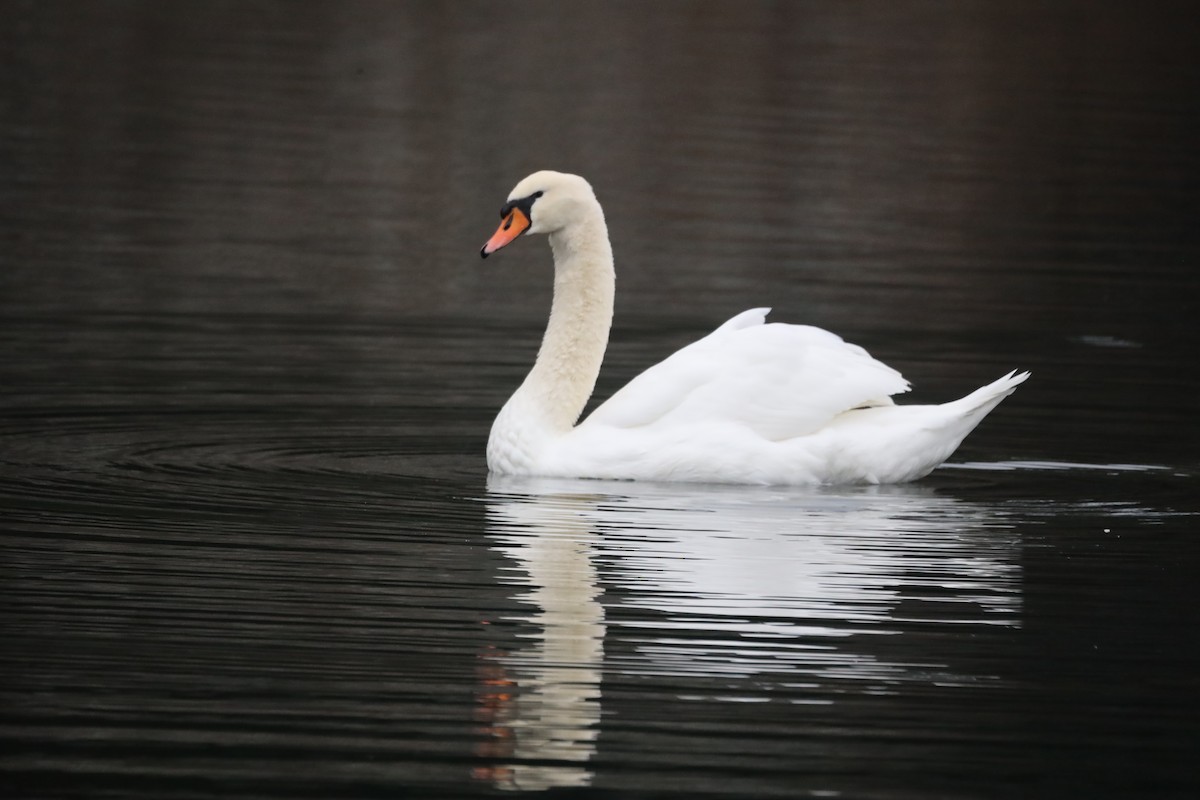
[516, 210, 615, 434]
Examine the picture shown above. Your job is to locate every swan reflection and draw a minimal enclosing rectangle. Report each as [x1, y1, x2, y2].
[476, 475, 1022, 789]
[473, 482, 604, 790]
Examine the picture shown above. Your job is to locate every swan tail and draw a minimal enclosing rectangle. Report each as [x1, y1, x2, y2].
[879, 370, 1029, 483]
[918, 370, 1030, 458]
[945, 370, 1030, 420]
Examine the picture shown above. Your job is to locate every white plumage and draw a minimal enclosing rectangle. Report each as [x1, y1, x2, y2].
[480, 171, 1028, 485]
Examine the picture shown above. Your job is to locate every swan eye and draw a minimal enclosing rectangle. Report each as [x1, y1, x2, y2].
[499, 191, 543, 223]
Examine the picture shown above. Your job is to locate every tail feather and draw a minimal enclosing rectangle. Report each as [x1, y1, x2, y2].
[950, 370, 1030, 418]
[898, 370, 1029, 482]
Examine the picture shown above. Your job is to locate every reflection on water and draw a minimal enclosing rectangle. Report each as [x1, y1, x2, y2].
[480, 475, 1022, 789]
[476, 487, 604, 791]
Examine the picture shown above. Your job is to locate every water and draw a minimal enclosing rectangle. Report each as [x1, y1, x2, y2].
[2, 1, 1197, 797]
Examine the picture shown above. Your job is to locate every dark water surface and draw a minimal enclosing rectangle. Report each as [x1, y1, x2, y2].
[2, 2, 1198, 798]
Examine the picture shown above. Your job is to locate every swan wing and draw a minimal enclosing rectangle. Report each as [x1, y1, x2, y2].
[581, 308, 911, 440]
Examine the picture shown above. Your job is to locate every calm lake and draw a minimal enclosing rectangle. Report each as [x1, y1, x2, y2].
[2, 1, 1197, 798]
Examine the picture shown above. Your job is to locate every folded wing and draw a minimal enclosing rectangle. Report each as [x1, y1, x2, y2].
[580, 308, 911, 441]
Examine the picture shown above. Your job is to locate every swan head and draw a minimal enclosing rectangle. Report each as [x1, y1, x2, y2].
[480, 171, 597, 258]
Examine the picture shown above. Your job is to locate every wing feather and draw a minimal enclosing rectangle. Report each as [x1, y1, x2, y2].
[581, 309, 910, 440]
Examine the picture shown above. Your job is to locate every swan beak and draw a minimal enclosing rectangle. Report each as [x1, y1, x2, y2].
[480, 208, 531, 258]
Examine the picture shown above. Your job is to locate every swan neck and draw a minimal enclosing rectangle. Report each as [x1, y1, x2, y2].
[523, 213, 615, 434]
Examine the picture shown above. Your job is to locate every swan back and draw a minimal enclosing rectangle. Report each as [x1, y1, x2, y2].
[580, 308, 909, 441]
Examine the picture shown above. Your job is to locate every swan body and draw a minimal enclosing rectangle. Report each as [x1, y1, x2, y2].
[480, 171, 1028, 485]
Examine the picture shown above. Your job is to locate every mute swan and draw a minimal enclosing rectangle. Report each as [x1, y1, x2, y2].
[480, 170, 1028, 485]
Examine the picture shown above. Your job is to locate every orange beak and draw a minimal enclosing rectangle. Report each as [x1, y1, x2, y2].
[480, 207, 531, 258]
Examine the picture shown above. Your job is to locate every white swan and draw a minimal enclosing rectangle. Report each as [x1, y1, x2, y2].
[480, 170, 1028, 485]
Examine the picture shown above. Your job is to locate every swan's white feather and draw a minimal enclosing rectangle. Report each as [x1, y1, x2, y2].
[582, 308, 910, 440]
[547, 369, 1027, 484]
